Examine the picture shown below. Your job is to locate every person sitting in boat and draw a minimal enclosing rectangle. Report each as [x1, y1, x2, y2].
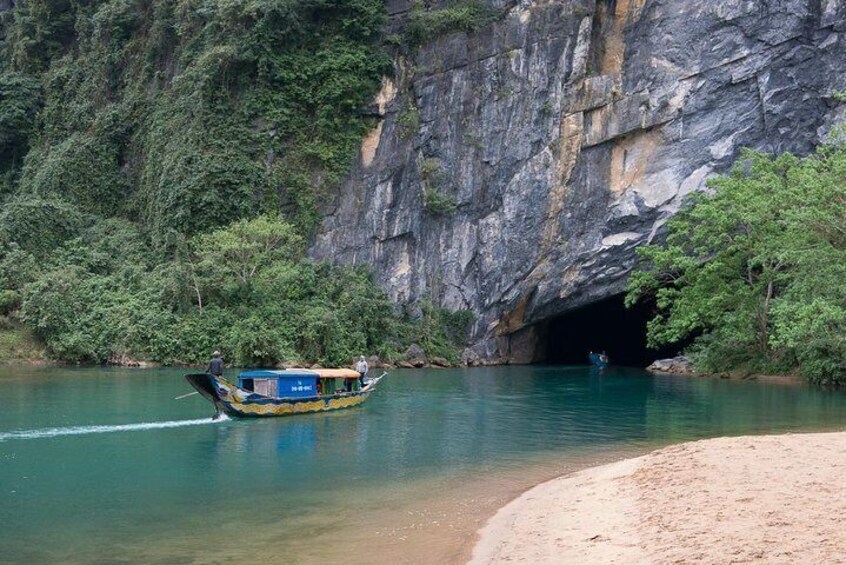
[355, 355, 369, 387]
[206, 351, 224, 377]
[599, 351, 609, 364]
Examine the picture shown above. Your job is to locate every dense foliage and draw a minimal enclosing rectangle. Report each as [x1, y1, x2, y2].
[3, 214, 469, 366]
[627, 142, 846, 383]
[2, 0, 392, 238]
[0, 1, 472, 366]
[405, 0, 499, 46]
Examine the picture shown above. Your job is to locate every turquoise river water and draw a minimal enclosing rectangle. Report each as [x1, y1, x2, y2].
[2, 365, 846, 564]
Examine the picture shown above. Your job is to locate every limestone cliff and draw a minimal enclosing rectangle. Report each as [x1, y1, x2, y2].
[312, 0, 846, 363]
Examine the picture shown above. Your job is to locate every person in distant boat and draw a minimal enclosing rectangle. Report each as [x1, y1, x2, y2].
[206, 351, 224, 377]
[599, 351, 609, 364]
[355, 355, 369, 388]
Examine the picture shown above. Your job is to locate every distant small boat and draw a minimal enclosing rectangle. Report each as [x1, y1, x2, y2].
[184, 368, 386, 418]
[589, 353, 609, 368]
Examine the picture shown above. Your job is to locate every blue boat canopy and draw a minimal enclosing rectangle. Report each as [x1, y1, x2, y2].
[238, 370, 320, 398]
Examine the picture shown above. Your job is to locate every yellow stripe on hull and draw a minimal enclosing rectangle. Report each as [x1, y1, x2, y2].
[210, 375, 376, 417]
[184, 372, 385, 419]
[224, 393, 369, 417]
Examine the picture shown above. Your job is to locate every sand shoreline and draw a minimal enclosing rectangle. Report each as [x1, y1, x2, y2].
[470, 431, 846, 564]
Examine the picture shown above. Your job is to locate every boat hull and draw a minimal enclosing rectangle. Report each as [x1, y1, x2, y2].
[184, 373, 383, 418]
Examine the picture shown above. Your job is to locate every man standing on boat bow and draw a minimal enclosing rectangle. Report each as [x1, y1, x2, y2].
[206, 351, 224, 377]
[356, 355, 368, 388]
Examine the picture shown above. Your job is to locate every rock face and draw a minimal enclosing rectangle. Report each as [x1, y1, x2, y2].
[312, 0, 846, 363]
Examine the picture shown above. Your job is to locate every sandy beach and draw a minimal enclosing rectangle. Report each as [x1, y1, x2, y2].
[470, 432, 846, 564]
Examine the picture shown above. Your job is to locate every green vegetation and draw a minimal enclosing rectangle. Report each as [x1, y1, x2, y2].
[408, 301, 474, 363]
[0, 1, 471, 366]
[406, 0, 500, 46]
[6, 214, 463, 366]
[418, 158, 458, 216]
[397, 100, 421, 140]
[420, 157, 441, 178]
[462, 131, 485, 149]
[4, 0, 391, 239]
[0, 320, 46, 363]
[627, 141, 846, 384]
[424, 189, 458, 216]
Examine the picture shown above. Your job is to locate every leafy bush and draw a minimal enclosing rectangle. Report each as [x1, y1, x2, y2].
[424, 189, 458, 216]
[18, 132, 130, 216]
[0, 289, 20, 315]
[406, 301, 474, 362]
[0, 72, 41, 169]
[406, 1, 500, 46]
[3, 0, 79, 72]
[627, 142, 846, 383]
[397, 101, 420, 140]
[420, 157, 440, 178]
[10, 215, 409, 366]
[0, 195, 84, 258]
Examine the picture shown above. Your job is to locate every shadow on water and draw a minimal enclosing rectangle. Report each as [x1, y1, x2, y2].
[1, 365, 846, 563]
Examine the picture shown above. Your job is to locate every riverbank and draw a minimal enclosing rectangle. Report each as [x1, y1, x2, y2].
[470, 431, 846, 564]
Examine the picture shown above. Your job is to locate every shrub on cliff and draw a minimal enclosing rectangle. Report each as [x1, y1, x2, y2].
[406, 1, 500, 46]
[627, 142, 846, 384]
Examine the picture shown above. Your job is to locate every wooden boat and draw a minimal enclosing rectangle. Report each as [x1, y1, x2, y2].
[588, 352, 609, 369]
[184, 368, 386, 418]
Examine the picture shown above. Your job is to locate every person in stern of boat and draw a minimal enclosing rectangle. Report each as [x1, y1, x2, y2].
[206, 351, 225, 377]
[355, 355, 369, 388]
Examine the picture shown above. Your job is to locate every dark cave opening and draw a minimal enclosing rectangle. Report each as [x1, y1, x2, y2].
[541, 294, 681, 368]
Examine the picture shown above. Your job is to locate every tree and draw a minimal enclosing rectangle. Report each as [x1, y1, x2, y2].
[191, 215, 303, 298]
[627, 142, 846, 382]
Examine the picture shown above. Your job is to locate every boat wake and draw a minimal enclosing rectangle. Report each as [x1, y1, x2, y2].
[0, 415, 229, 442]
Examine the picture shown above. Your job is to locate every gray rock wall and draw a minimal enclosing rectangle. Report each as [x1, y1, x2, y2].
[312, 0, 846, 363]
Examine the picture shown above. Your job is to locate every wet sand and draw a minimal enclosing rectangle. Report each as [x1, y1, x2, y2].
[470, 432, 846, 564]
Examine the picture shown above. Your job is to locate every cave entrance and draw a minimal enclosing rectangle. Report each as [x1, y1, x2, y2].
[541, 294, 679, 367]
